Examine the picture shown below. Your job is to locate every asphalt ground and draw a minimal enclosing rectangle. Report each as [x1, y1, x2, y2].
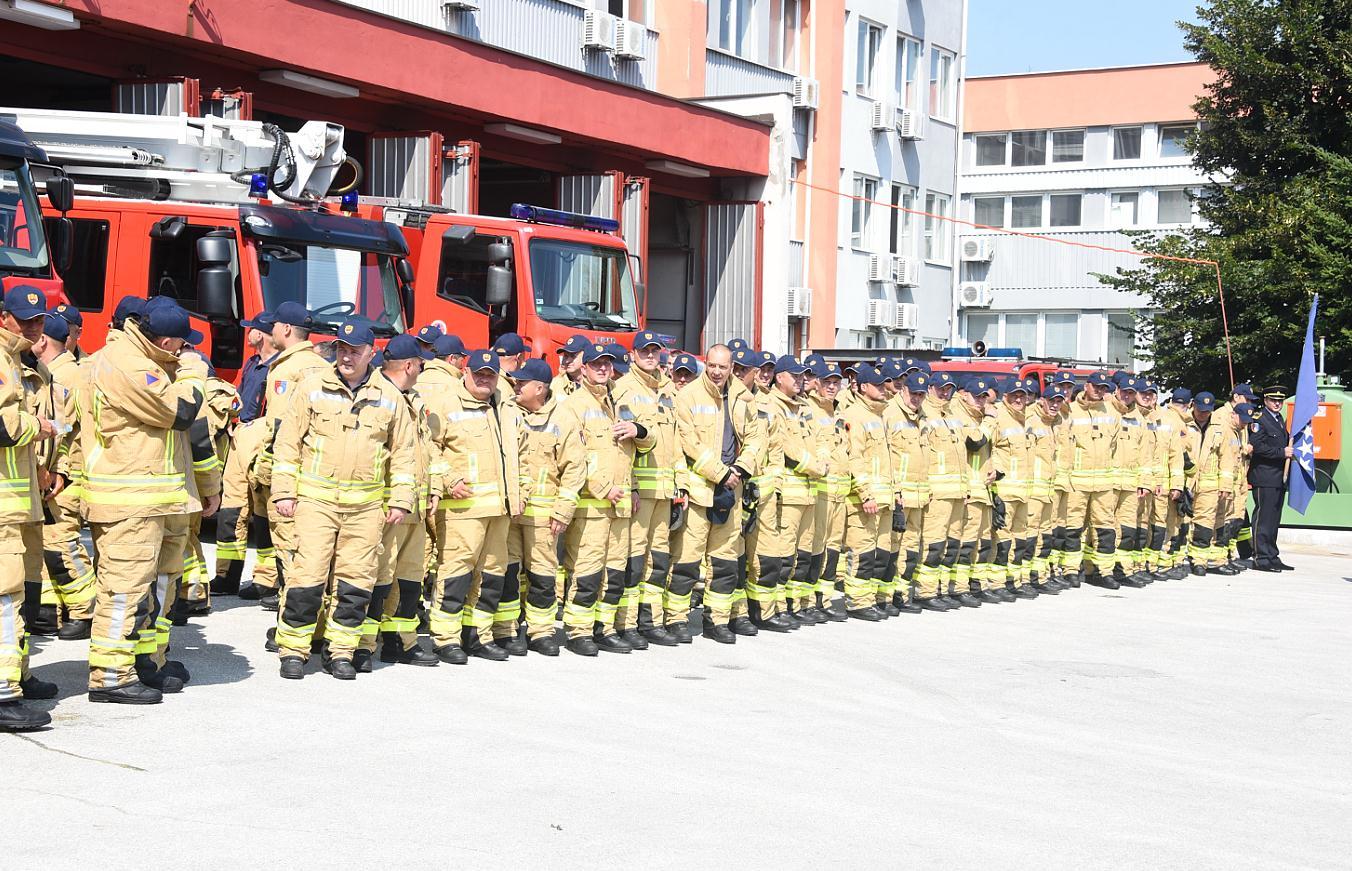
[7, 544, 1351, 870]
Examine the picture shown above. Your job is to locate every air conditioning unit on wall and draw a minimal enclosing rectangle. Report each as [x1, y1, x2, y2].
[892, 256, 920, 287]
[869, 100, 892, 131]
[959, 282, 992, 308]
[894, 302, 919, 331]
[865, 299, 895, 328]
[895, 108, 923, 140]
[867, 254, 892, 282]
[961, 237, 995, 262]
[791, 77, 820, 110]
[786, 286, 813, 319]
[614, 19, 646, 60]
[582, 10, 616, 52]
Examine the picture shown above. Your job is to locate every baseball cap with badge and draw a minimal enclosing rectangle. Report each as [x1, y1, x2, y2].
[882, 361, 906, 382]
[731, 348, 757, 369]
[854, 364, 887, 386]
[494, 333, 528, 356]
[774, 354, 807, 375]
[1233, 402, 1258, 424]
[241, 311, 276, 332]
[3, 285, 46, 320]
[112, 295, 146, 327]
[506, 358, 553, 384]
[1119, 375, 1141, 393]
[414, 324, 444, 345]
[433, 334, 467, 358]
[632, 330, 665, 350]
[931, 371, 957, 389]
[672, 353, 699, 374]
[582, 342, 619, 364]
[42, 313, 69, 343]
[1042, 384, 1068, 400]
[808, 359, 835, 379]
[1004, 378, 1029, 396]
[1194, 391, 1216, 412]
[963, 376, 992, 395]
[334, 318, 375, 347]
[903, 371, 930, 393]
[383, 334, 434, 361]
[273, 301, 312, 328]
[560, 334, 591, 355]
[1086, 371, 1116, 390]
[727, 338, 750, 353]
[1232, 382, 1256, 400]
[1140, 380, 1159, 395]
[1170, 388, 1193, 404]
[469, 350, 501, 373]
[803, 353, 824, 369]
[54, 303, 82, 327]
[758, 350, 776, 369]
[143, 298, 204, 345]
[1053, 370, 1078, 386]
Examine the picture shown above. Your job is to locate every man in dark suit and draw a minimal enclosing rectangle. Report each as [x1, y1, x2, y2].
[1248, 385, 1294, 572]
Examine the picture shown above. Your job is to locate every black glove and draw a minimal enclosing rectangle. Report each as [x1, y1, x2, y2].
[742, 504, 759, 535]
[992, 494, 1007, 531]
[1178, 489, 1195, 518]
[966, 435, 988, 451]
[669, 498, 687, 533]
[1182, 451, 1194, 472]
[892, 505, 907, 533]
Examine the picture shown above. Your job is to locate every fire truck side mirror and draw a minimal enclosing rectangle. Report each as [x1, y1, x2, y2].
[195, 234, 235, 320]
[396, 258, 415, 286]
[45, 175, 74, 214]
[487, 241, 511, 264]
[50, 217, 74, 275]
[486, 264, 512, 307]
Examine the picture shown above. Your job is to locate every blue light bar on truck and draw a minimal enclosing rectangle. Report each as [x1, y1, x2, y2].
[510, 203, 620, 233]
[942, 347, 1024, 359]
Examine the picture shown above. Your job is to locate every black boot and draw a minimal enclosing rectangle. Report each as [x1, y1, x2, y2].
[639, 624, 680, 646]
[27, 604, 59, 636]
[323, 657, 357, 680]
[159, 660, 191, 683]
[259, 592, 280, 611]
[0, 700, 52, 731]
[595, 633, 633, 654]
[499, 629, 529, 656]
[279, 656, 306, 680]
[352, 649, 374, 674]
[893, 594, 923, 614]
[847, 605, 883, 621]
[528, 635, 561, 656]
[381, 637, 440, 666]
[19, 675, 57, 699]
[58, 618, 91, 640]
[1084, 571, 1120, 590]
[135, 656, 184, 694]
[434, 643, 468, 665]
[956, 593, 982, 608]
[702, 618, 737, 644]
[462, 628, 508, 662]
[667, 621, 694, 644]
[209, 561, 244, 596]
[566, 636, 599, 656]
[918, 597, 951, 612]
[619, 628, 649, 651]
[1012, 585, 1039, 600]
[89, 681, 163, 704]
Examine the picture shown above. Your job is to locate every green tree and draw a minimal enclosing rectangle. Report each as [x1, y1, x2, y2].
[1101, 0, 1352, 391]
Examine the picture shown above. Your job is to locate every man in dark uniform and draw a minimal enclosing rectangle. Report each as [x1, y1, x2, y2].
[1248, 385, 1294, 572]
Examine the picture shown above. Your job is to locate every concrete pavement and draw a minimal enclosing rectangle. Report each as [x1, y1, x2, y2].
[7, 545, 1352, 870]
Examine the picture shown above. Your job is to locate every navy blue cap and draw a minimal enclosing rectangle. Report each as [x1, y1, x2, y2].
[2, 285, 46, 320]
[1086, 371, 1116, 389]
[273, 301, 312, 328]
[112, 296, 145, 326]
[1119, 375, 1142, 392]
[241, 311, 276, 332]
[384, 333, 434, 361]
[903, 372, 930, 392]
[433, 334, 467, 358]
[1170, 388, 1193, 404]
[1110, 370, 1130, 386]
[807, 359, 832, 379]
[673, 353, 699, 374]
[803, 353, 824, 369]
[1003, 378, 1030, 395]
[854, 364, 887, 387]
[582, 342, 619, 364]
[873, 355, 893, 368]
[468, 349, 500, 373]
[334, 318, 374, 347]
[1194, 392, 1216, 412]
[42, 313, 69, 343]
[931, 371, 956, 388]
[144, 299, 204, 345]
[1042, 384, 1068, 400]
[1053, 370, 1078, 385]
[493, 332, 528, 356]
[1140, 380, 1159, 394]
[1021, 376, 1040, 394]
[53, 303, 82, 327]
[963, 376, 994, 394]
[1232, 382, 1255, 399]
[506, 358, 553, 384]
[774, 355, 807, 375]
[727, 338, 750, 352]
[632, 330, 665, 350]
[731, 348, 758, 368]
[882, 361, 906, 382]
[613, 353, 631, 377]
[560, 334, 591, 355]
[659, 351, 670, 365]
[758, 350, 776, 368]
[414, 324, 444, 345]
[1233, 401, 1258, 423]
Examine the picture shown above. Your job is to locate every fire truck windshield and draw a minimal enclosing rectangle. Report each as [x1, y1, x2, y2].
[0, 160, 49, 273]
[528, 239, 639, 332]
[257, 242, 406, 335]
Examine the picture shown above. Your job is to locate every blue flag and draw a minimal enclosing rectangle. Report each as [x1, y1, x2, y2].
[1288, 294, 1319, 514]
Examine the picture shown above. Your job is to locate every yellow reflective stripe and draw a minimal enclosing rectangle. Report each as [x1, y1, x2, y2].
[575, 497, 611, 509]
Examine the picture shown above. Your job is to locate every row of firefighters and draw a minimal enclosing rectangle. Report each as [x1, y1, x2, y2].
[0, 283, 1274, 729]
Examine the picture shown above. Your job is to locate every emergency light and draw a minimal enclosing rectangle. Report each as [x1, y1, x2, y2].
[340, 190, 359, 212]
[509, 203, 620, 233]
[248, 173, 269, 198]
[942, 347, 1024, 359]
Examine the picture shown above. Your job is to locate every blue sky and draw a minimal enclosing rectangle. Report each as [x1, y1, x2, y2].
[967, 0, 1202, 76]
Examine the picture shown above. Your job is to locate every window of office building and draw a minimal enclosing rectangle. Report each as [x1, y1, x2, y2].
[1044, 313, 1079, 358]
[1158, 188, 1193, 224]
[966, 312, 998, 347]
[1106, 311, 1136, 365]
[890, 183, 916, 255]
[856, 18, 883, 95]
[851, 174, 877, 249]
[1110, 192, 1140, 227]
[1005, 313, 1038, 352]
[929, 47, 956, 121]
[975, 133, 1006, 167]
[1113, 126, 1142, 160]
[1010, 195, 1042, 228]
[1011, 130, 1046, 167]
[894, 36, 923, 112]
[974, 196, 1005, 228]
[768, 0, 800, 70]
[924, 192, 951, 261]
[607, 0, 652, 25]
[1160, 124, 1195, 158]
[1052, 130, 1085, 163]
[1049, 193, 1082, 227]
